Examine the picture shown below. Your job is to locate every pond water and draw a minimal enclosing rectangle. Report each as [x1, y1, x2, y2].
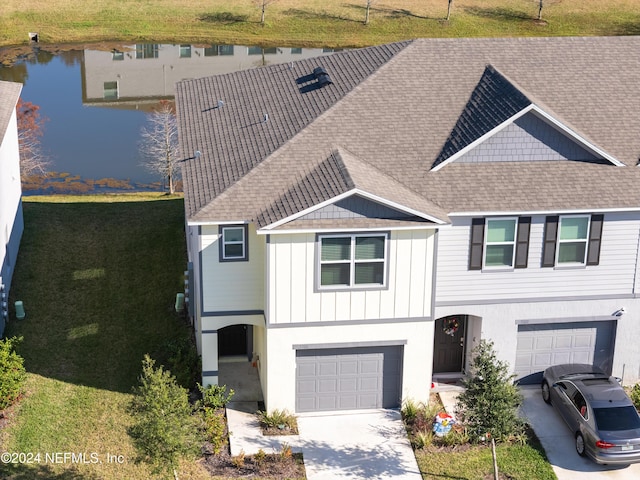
[0, 43, 338, 193]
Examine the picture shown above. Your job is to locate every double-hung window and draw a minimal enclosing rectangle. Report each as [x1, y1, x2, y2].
[469, 217, 530, 270]
[542, 214, 603, 267]
[484, 218, 517, 268]
[219, 225, 248, 262]
[319, 234, 387, 288]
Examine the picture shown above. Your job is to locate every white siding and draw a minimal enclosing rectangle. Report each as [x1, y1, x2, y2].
[0, 103, 22, 296]
[267, 229, 435, 324]
[436, 214, 640, 303]
[200, 224, 265, 312]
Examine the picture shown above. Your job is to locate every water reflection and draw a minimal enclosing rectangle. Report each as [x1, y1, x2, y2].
[0, 43, 338, 193]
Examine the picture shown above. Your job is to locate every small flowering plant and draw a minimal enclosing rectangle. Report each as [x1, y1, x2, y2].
[443, 317, 460, 336]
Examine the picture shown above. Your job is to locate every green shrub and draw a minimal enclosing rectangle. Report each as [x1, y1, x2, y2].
[202, 406, 227, 454]
[161, 336, 200, 389]
[129, 354, 200, 473]
[198, 383, 235, 409]
[413, 429, 434, 449]
[402, 398, 420, 423]
[456, 340, 523, 443]
[0, 336, 26, 410]
[630, 383, 640, 410]
[257, 409, 298, 434]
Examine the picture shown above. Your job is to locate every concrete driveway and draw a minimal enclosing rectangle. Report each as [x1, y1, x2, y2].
[520, 386, 640, 479]
[227, 405, 421, 479]
[296, 409, 422, 480]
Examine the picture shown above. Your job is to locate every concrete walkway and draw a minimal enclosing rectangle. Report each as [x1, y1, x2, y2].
[226, 405, 422, 480]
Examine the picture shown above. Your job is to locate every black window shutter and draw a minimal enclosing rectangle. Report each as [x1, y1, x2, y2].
[542, 216, 559, 267]
[469, 218, 485, 270]
[515, 217, 531, 268]
[587, 214, 604, 266]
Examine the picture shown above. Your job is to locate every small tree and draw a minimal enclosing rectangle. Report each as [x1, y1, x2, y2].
[0, 336, 27, 410]
[129, 355, 199, 474]
[537, 0, 543, 20]
[456, 340, 523, 442]
[446, 0, 453, 21]
[255, 0, 278, 25]
[364, 0, 377, 25]
[139, 100, 180, 194]
[16, 98, 50, 178]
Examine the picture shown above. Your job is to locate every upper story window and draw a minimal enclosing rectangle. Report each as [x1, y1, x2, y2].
[318, 233, 387, 289]
[484, 218, 517, 268]
[219, 225, 248, 262]
[469, 217, 530, 270]
[542, 214, 603, 267]
[179, 45, 192, 58]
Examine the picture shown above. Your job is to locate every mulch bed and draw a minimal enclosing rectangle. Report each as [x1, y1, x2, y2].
[201, 449, 305, 479]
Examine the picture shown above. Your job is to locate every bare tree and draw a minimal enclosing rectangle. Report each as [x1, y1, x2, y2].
[254, 0, 278, 25]
[446, 0, 453, 21]
[537, 0, 543, 20]
[16, 98, 50, 178]
[364, 0, 376, 25]
[139, 100, 180, 194]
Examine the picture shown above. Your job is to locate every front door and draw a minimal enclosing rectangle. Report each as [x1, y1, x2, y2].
[433, 316, 466, 373]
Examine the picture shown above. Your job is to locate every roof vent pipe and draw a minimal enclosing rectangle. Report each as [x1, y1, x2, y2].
[313, 67, 333, 87]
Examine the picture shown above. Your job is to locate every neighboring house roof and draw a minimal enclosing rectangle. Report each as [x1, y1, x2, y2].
[0, 81, 22, 142]
[176, 37, 640, 224]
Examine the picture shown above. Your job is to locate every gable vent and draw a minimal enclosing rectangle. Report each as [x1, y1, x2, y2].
[313, 67, 333, 87]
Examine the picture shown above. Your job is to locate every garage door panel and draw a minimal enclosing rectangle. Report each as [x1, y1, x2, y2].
[318, 379, 338, 393]
[296, 346, 403, 413]
[516, 321, 615, 385]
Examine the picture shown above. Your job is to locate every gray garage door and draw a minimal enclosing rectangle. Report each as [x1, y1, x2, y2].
[295, 346, 403, 413]
[515, 321, 616, 384]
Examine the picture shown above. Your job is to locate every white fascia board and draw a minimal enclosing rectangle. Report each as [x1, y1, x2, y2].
[430, 104, 623, 172]
[449, 207, 640, 217]
[257, 224, 447, 236]
[187, 219, 249, 227]
[261, 188, 447, 231]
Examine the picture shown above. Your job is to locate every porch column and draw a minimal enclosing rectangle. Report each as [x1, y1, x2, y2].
[201, 329, 219, 387]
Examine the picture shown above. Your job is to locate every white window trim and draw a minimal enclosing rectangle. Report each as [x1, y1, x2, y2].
[556, 214, 590, 267]
[483, 217, 517, 270]
[220, 225, 247, 261]
[317, 233, 388, 290]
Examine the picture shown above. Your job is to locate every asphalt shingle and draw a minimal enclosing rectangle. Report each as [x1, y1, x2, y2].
[176, 37, 640, 224]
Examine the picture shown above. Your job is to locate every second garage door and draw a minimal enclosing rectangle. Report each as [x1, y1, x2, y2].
[295, 346, 403, 413]
[515, 320, 616, 384]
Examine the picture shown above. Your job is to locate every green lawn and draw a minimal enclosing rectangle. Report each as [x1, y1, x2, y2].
[1, 0, 639, 49]
[0, 194, 211, 480]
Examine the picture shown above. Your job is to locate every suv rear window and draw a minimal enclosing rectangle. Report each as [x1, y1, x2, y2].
[594, 406, 640, 431]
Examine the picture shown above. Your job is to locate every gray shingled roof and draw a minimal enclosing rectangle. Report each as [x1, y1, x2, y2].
[0, 81, 22, 145]
[176, 37, 640, 224]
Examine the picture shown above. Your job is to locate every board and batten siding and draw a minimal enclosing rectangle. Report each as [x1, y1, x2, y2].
[267, 229, 435, 324]
[436, 213, 640, 303]
[199, 224, 265, 312]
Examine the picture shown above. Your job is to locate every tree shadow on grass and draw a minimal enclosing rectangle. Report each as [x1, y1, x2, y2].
[464, 6, 533, 23]
[283, 8, 361, 23]
[345, 4, 438, 21]
[198, 12, 250, 24]
[612, 21, 640, 35]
